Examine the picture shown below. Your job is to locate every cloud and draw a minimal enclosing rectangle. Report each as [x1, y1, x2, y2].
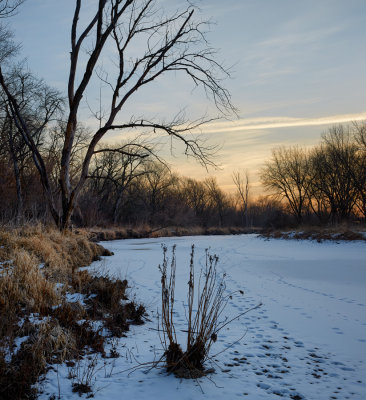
[257, 25, 345, 50]
[200, 112, 366, 134]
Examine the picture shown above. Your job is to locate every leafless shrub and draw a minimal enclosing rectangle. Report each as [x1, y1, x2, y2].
[69, 354, 99, 397]
[159, 245, 228, 378]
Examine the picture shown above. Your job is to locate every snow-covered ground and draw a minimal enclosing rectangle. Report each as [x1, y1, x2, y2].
[39, 234, 366, 400]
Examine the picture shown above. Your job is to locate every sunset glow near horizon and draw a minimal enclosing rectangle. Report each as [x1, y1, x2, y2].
[11, 0, 366, 195]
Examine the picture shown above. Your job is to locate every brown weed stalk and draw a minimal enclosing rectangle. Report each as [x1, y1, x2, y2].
[159, 245, 227, 378]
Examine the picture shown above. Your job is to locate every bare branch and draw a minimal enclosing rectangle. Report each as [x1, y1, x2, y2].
[0, 0, 24, 18]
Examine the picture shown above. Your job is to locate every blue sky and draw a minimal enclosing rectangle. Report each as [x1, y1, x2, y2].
[10, 0, 366, 193]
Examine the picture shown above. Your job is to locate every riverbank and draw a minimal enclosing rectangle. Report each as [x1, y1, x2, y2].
[80, 225, 260, 242]
[81, 224, 366, 243]
[0, 225, 144, 399]
[261, 226, 366, 242]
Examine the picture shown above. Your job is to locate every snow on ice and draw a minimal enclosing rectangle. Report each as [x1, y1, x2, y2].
[39, 234, 366, 399]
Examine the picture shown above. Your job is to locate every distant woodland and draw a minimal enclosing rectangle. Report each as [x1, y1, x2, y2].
[0, 112, 365, 229]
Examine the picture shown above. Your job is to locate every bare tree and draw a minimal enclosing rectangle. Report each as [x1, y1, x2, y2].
[204, 177, 228, 227]
[0, 0, 21, 63]
[44, 121, 91, 192]
[0, 0, 234, 230]
[261, 146, 311, 224]
[352, 122, 366, 219]
[0, 0, 24, 61]
[232, 170, 250, 227]
[0, 2, 25, 222]
[183, 177, 209, 225]
[354, 121, 366, 149]
[303, 151, 330, 224]
[0, 110, 24, 221]
[88, 140, 155, 224]
[309, 126, 358, 222]
[139, 162, 176, 225]
[0, 66, 64, 223]
[0, 66, 64, 224]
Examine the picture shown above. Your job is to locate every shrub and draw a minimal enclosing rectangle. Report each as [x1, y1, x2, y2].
[159, 245, 227, 378]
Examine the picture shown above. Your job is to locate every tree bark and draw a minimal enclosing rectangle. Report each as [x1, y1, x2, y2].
[8, 126, 23, 223]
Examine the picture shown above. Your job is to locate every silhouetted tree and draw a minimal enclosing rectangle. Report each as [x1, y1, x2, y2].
[0, 0, 234, 230]
[261, 146, 310, 223]
[204, 177, 228, 227]
[232, 170, 250, 226]
[182, 178, 209, 225]
[351, 122, 366, 219]
[309, 126, 358, 222]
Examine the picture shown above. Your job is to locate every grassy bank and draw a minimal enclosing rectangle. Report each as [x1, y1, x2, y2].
[0, 225, 144, 399]
[80, 225, 261, 242]
[80, 224, 366, 243]
[261, 225, 366, 242]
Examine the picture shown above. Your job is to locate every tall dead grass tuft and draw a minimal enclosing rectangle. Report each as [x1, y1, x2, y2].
[80, 274, 146, 337]
[0, 249, 59, 314]
[159, 245, 228, 378]
[0, 225, 110, 284]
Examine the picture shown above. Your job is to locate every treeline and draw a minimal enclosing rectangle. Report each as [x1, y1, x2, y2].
[261, 123, 366, 225]
[1, 98, 366, 229]
[0, 70, 364, 229]
[1, 99, 366, 229]
[0, 83, 284, 229]
[0, 66, 283, 230]
[80, 164, 289, 228]
[0, 124, 282, 229]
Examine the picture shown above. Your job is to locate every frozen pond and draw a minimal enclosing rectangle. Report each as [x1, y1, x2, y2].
[41, 234, 366, 400]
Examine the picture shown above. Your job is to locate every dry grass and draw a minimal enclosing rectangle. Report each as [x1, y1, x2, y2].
[0, 250, 59, 313]
[79, 274, 145, 337]
[0, 224, 110, 282]
[83, 225, 260, 242]
[261, 225, 366, 242]
[0, 319, 74, 400]
[0, 224, 142, 399]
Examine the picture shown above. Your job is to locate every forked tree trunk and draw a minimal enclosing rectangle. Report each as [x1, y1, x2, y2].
[1, 1, 234, 232]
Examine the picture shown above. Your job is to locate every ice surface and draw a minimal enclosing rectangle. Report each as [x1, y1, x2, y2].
[39, 234, 366, 399]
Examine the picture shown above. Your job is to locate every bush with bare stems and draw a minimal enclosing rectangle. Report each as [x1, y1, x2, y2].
[159, 244, 231, 378]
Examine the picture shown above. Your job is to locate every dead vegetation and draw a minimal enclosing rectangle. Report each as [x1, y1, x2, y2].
[159, 245, 230, 379]
[0, 225, 144, 399]
[83, 225, 259, 242]
[261, 225, 366, 242]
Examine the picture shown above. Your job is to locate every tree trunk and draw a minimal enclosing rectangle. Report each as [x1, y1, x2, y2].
[113, 187, 125, 225]
[58, 192, 75, 231]
[8, 130, 23, 223]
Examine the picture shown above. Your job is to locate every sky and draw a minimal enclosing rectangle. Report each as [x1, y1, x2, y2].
[9, 0, 366, 194]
